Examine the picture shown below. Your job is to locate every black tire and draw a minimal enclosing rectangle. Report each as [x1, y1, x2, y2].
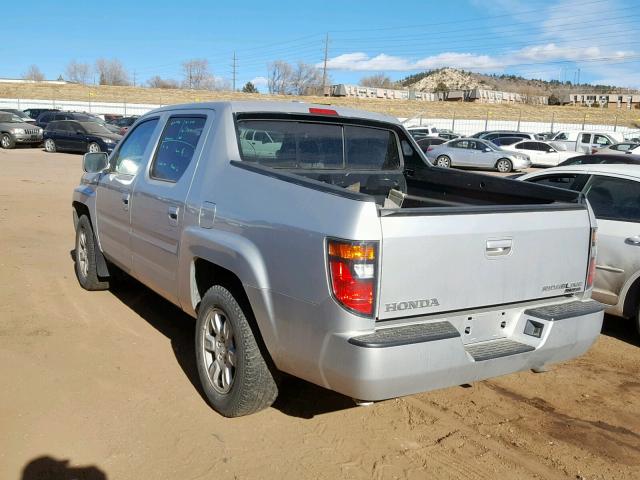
[436, 155, 451, 168]
[196, 285, 278, 417]
[635, 304, 640, 337]
[87, 142, 101, 153]
[1, 133, 15, 149]
[44, 138, 56, 153]
[74, 215, 109, 291]
[496, 158, 513, 173]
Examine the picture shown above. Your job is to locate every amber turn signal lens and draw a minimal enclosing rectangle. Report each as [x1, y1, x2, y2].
[328, 241, 376, 261]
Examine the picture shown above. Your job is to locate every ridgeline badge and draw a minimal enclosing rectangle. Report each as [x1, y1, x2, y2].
[385, 298, 440, 312]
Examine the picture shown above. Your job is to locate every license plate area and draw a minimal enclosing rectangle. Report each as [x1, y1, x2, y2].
[461, 310, 510, 345]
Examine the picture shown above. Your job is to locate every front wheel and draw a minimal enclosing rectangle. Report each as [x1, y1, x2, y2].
[496, 158, 513, 173]
[74, 215, 109, 291]
[44, 138, 56, 152]
[195, 285, 278, 417]
[1, 133, 15, 149]
[87, 142, 101, 153]
[436, 155, 451, 168]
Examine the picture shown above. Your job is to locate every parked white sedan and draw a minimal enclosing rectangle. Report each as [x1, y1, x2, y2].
[501, 140, 581, 167]
[519, 164, 640, 332]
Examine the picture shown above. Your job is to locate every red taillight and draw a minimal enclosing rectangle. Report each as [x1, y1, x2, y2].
[327, 239, 377, 316]
[587, 257, 596, 288]
[309, 107, 338, 116]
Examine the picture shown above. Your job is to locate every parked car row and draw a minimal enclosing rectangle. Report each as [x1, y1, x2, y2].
[0, 107, 127, 153]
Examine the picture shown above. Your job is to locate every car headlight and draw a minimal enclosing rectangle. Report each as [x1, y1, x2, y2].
[103, 138, 115, 144]
[12, 128, 25, 134]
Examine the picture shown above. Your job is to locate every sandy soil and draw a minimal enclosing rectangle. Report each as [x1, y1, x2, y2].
[1, 147, 639, 480]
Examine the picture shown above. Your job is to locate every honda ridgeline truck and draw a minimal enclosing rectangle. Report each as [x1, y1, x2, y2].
[72, 101, 604, 417]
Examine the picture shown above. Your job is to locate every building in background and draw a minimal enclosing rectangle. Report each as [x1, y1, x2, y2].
[560, 93, 640, 109]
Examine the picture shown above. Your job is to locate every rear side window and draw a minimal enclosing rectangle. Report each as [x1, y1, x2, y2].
[580, 133, 591, 143]
[236, 120, 400, 170]
[527, 174, 589, 192]
[111, 119, 159, 175]
[584, 176, 640, 222]
[150, 116, 206, 182]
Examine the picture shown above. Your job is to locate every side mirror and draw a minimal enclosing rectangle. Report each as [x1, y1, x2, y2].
[83, 152, 109, 173]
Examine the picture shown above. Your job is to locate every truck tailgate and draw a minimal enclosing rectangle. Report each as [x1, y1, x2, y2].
[377, 207, 590, 320]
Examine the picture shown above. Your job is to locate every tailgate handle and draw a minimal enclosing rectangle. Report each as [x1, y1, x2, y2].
[486, 239, 512, 257]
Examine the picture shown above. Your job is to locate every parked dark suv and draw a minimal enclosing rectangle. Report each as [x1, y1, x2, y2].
[24, 108, 59, 120]
[43, 120, 122, 153]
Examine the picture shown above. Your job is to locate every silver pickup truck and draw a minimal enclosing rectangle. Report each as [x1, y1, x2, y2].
[72, 101, 604, 417]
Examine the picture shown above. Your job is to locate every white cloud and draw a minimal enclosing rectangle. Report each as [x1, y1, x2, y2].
[324, 53, 412, 71]
[250, 76, 268, 87]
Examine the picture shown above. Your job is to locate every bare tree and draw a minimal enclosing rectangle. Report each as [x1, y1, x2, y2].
[291, 62, 323, 95]
[66, 60, 91, 85]
[22, 65, 45, 82]
[147, 75, 180, 89]
[182, 59, 213, 90]
[359, 73, 396, 88]
[267, 60, 294, 95]
[95, 58, 130, 86]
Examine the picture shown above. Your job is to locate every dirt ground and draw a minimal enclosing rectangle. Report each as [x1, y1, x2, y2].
[1, 147, 639, 480]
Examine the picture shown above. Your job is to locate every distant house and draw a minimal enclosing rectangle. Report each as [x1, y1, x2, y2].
[559, 93, 640, 109]
[0, 77, 71, 85]
[329, 84, 548, 104]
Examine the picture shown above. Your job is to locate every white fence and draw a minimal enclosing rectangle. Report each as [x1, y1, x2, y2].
[0, 97, 160, 116]
[2, 97, 638, 139]
[401, 117, 638, 138]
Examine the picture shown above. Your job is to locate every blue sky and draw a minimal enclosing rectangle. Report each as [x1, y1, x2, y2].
[3, 0, 639, 90]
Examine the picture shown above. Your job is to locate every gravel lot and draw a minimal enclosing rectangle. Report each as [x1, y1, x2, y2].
[1, 147, 639, 480]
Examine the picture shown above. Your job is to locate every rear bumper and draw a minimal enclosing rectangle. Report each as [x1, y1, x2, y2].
[319, 299, 603, 401]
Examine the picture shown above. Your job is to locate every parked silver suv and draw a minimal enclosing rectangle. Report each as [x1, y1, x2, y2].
[0, 112, 43, 148]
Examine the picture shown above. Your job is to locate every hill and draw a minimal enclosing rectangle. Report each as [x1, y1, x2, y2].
[400, 68, 632, 96]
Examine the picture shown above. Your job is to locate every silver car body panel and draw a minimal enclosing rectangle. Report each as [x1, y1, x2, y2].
[72, 101, 603, 401]
[426, 138, 531, 170]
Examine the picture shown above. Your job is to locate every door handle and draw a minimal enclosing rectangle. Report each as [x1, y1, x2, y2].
[486, 239, 512, 257]
[625, 236, 640, 246]
[405, 168, 415, 177]
[168, 206, 179, 225]
[121, 193, 130, 211]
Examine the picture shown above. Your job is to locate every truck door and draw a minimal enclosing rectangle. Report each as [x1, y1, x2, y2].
[95, 118, 160, 272]
[130, 113, 210, 304]
[577, 133, 592, 153]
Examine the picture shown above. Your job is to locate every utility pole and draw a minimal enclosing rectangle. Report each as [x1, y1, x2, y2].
[133, 70, 137, 87]
[321, 33, 329, 95]
[232, 52, 237, 91]
[577, 68, 581, 86]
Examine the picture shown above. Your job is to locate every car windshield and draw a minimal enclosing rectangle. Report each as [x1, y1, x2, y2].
[0, 113, 24, 123]
[78, 122, 112, 135]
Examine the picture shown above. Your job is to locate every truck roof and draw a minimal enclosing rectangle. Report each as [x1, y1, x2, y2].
[148, 100, 399, 125]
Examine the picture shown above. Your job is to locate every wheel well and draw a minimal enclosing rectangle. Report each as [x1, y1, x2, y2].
[72, 201, 91, 222]
[622, 276, 640, 318]
[192, 258, 277, 372]
[193, 258, 250, 314]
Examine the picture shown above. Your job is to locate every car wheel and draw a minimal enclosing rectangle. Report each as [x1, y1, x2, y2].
[436, 155, 451, 168]
[44, 138, 56, 152]
[87, 142, 101, 153]
[1, 133, 15, 149]
[195, 285, 278, 417]
[496, 158, 513, 173]
[635, 303, 640, 337]
[74, 215, 109, 291]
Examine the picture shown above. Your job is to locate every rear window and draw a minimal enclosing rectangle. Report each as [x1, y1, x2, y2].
[236, 120, 400, 170]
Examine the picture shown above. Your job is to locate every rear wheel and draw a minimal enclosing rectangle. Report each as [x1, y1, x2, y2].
[195, 285, 278, 417]
[635, 302, 640, 336]
[1, 133, 15, 149]
[87, 142, 101, 153]
[496, 158, 513, 173]
[436, 155, 451, 168]
[44, 138, 56, 152]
